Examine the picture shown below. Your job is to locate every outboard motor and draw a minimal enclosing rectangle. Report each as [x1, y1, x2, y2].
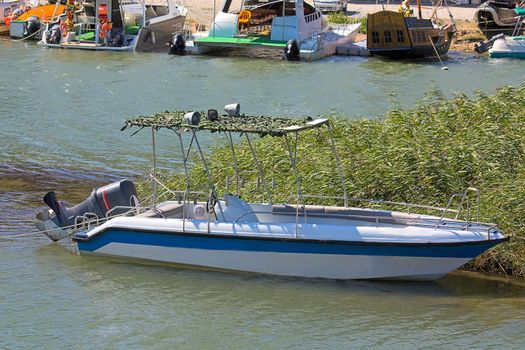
[38, 180, 137, 241]
[283, 39, 300, 61]
[475, 33, 505, 54]
[47, 23, 61, 44]
[168, 33, 186, 55]
[24, 16, 41, 37]
[108, 27, 125, 47]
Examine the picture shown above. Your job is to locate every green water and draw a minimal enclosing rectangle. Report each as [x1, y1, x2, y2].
[1, 40, 525, 348]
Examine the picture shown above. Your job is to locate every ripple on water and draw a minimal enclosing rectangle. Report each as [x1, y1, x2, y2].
[1, 40, 525, 349]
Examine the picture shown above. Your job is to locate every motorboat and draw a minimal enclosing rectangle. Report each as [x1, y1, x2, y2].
[0, 0, 21, 34]
[35, 105, 508, 281]
[9, 2, 66, 39]
[475, 12, 525, 58]
[38, 0, 187, 52]
[475, 0, 525, 38]
[366, 0, 455, 59]
[489, 34, 525, 58]
[173, 0, 360, 61]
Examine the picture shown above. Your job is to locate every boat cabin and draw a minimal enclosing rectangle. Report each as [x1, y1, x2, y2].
[367, 7, 455, 59]
[205, 0, 322, 44]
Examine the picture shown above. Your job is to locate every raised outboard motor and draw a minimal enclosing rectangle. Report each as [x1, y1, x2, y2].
[108, 27, 125, 47]
[46, 23, 62, 44]
[475, 33, 505, 54]
[168, 33, 186, 55]
[283, 39, 300, 61]
[37, 180, 137, 241]
[24, 16, 41, 37]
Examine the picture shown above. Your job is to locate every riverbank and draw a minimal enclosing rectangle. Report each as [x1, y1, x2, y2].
[143, 85, 525, 278]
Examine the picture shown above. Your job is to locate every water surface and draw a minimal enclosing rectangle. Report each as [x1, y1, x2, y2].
[1, 40, 525, 349]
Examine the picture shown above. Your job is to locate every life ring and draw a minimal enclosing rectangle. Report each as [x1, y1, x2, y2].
[99, 20, 112, 39]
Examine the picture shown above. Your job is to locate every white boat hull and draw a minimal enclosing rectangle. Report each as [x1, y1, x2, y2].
[88, 241, 470, 280]
[489, 36, 525, 59]
[74, 217, 505, 281]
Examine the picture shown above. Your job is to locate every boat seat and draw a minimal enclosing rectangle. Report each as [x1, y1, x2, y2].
[136, 202, 184, 218]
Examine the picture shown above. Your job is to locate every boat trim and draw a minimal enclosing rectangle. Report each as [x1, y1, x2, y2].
[74, 226, 509, 247]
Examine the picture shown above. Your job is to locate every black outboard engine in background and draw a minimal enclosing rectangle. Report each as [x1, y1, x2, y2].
[47, 23, 62, 44]
[168, 33, 186, 55]
[24, 16, 41, 37]
[42, 180, 138, 229]
[283, 39, 300, 61]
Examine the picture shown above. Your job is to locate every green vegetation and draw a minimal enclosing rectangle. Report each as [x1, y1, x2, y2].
[141, 85, 525, 278]
[327, 12, 367, 33]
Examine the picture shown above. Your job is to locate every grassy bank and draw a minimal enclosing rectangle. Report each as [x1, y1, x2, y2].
[143, 85, 525, 278]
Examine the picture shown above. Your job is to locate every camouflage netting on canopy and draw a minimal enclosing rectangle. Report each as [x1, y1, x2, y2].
[121, 110, 329, 137]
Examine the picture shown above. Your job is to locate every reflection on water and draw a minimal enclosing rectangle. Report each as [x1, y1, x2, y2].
[1, 40, 525, 349]
[0, 239, 523, 349]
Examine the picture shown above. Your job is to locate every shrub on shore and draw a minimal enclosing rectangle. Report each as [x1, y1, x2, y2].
[142, 85, 525, 278]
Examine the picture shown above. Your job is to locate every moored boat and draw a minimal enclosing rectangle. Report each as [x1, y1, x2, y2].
[9, 2, 66, 39]
[0, 0, 21, 34]
[366, 0, 455, 59]
[175, 0, 360, 61]
[475, 12, 525, 58]
[35, 106, 508, 281]
[38, 0, 187, 52]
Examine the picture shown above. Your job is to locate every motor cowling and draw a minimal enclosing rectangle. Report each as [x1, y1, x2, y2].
[168, 33, 186, 55]
[47, 23, 61, 44]
[283, 39, 300, 61]
[43, 180, 138, 228]
[25, 16, 41, 37]
[474, 33, 505, 54]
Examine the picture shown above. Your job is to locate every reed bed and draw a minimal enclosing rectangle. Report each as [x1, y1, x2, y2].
[142, 85, 525, 278]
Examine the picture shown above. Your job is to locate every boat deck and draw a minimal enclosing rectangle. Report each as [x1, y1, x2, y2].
[195, 35, 287, 48]
[42, 42, 134, 51]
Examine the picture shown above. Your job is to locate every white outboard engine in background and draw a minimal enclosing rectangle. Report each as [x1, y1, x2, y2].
[36, 180, 138, 241]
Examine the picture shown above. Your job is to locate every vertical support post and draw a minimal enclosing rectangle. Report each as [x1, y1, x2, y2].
[192, 130, 224, 221]
[284, 133, 305, 209]
[285, 132, 305, 238]
[212, 0, 216, 37]
[281, 0, 285, 41]
[245, 134, 273, 204]
[142, 0, 146, 27]
[174, 129, 191, 232]
[226, 132, 241, 196]
[151, 127, 157, 205]
[326, 122, 348, 207]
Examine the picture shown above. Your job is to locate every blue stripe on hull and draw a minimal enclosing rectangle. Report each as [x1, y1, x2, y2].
[490, 51, 525, 59]
[76, 230, 501, 258]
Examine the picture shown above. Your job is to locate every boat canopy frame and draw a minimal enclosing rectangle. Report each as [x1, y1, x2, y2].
[119, 108, 494, 237]
[122, 109, 349, 213]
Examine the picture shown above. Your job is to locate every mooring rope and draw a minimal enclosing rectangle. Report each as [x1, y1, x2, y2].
[12, 27, 44, 42]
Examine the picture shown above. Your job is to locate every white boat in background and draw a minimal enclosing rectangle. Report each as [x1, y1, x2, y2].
[39, 0, 187, 52]
[35, 105, 508, 281]
[475, 12, 525, 59]
[489, 35, 525, 58]
[0, 0, 21, 34]
[172, 0, 360, 60]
